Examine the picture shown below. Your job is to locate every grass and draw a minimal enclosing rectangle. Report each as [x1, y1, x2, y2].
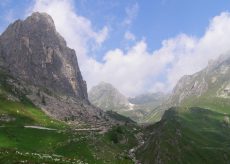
[0, 72, 139, 163]
[142, 107, 166, 123]
[137, 106, 230, 164]
[136, 73, 230, 164]
[0, 125, 137, 163]
[0, 95, 66, 128]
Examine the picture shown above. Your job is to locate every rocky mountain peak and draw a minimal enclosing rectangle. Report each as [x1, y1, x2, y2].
[89, 82, 129, 111]
[29, 12, 55, 28]
[0, 12, 88, 101]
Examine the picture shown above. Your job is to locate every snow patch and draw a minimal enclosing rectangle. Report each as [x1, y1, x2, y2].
[128, 103, 135, 110]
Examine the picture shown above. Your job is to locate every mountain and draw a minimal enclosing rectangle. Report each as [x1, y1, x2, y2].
[136, 54, 230, 163]
[0, 12, 120, 127]
[89, 82, 167, 123]
[144, 54, 230, 123]
[169, 54, 230, 106]
[89, 82, 129, 111]
[0, 12, 87, 100]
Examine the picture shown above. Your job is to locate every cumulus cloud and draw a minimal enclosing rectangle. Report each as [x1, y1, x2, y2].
[82, 40, 173, 96]
[26, 0, 230, 96]
[90, 11, 230, 96]
[164, 12, 230, 89]
[122, 2, 139, 26]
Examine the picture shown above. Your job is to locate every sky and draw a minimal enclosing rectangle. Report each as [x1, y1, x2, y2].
[1, 0, 230, 97]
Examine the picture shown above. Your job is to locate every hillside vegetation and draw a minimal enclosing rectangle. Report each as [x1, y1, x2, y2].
[137, 105, 230, 164]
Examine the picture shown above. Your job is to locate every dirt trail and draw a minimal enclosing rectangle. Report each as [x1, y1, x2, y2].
[24, 126, 57, 130]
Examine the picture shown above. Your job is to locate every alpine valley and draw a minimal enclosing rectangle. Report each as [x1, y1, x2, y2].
[0, 12, 230, 164]
[89, 82, 167, 123]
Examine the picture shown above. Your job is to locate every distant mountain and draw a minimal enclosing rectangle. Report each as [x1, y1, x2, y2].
[129, 92, 165, 105]
[136, 54, 230, 163]
[127, 92, 167, 123]
[89, 82, 129, 111]
[89, 82, 167, 123]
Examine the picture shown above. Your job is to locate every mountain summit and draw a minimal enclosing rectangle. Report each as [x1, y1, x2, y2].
[0, 12, 88, 101]
[89, 82, 129, 111]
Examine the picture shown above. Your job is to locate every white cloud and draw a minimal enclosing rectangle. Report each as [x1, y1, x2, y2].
[164, 12, 230, 90]
[87, 11, 230, 96]
[124, 31, 136, 41]
[26, 1, 230, 96]
[82, 40, 173, 96]
[122, 2, 139, 26]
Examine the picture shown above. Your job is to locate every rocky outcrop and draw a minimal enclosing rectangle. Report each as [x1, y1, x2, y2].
[170, 73, 209, 105]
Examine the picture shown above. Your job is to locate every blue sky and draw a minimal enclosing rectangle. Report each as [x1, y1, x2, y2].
[1, 0, 230, 96]
[74, 0, 230, 55]
[1, 0, 230, 58]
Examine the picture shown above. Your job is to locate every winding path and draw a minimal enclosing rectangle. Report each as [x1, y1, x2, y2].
[24, 126, 57, 130]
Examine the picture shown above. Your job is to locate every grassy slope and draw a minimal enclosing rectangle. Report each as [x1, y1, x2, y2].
[136, 59, 230, 163]
[141, 106, 166, 124]
[137, 103, 230, 164]
[0, 73, 139, 164]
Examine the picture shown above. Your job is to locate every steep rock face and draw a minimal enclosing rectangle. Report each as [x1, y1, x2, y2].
[170, 73, 209, 105]
[169, 54, 230, 105]
[0, 12, 120, 126]
[0, 12, 88, 101]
